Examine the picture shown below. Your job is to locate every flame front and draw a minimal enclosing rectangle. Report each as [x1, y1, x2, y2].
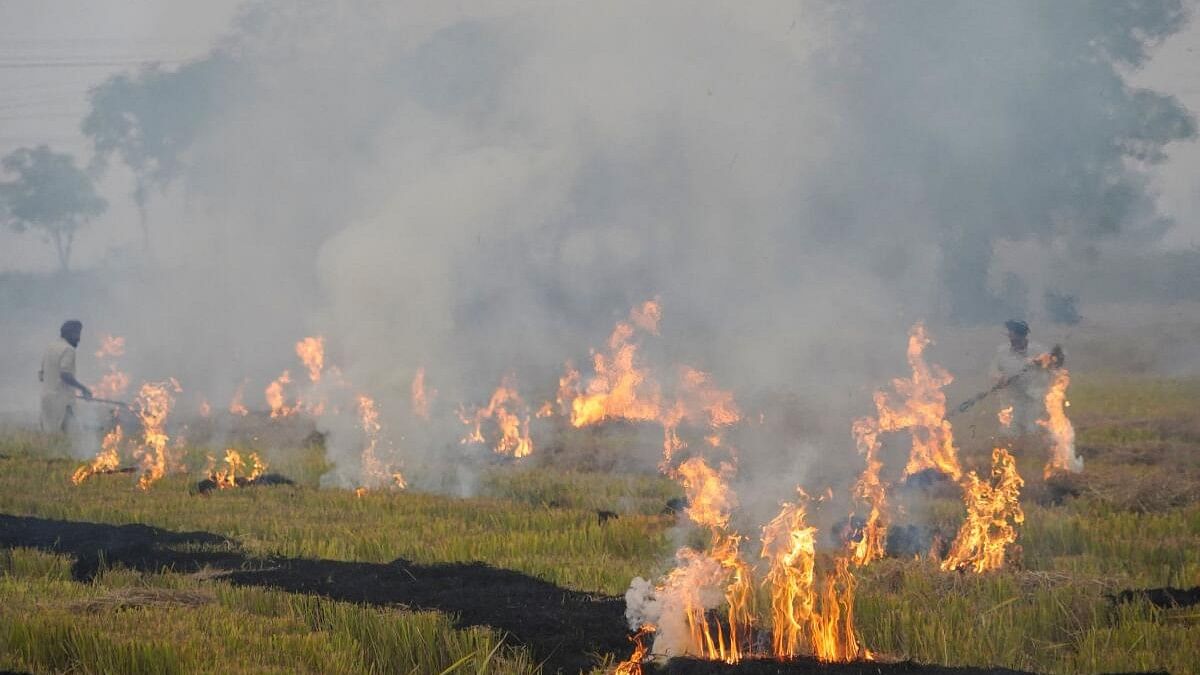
[940, 447, 1025, 573]
[1039, 367, 1081, 477]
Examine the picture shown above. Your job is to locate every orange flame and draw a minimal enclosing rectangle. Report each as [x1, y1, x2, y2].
[411, 367, 433, 420]
[646, 458, 752, 662]
[93, 368, 131, 400]
[863, 323, 961, 480]
[91, 335, 129, 400]
[848, 418, 888, 566]
[940, 447, 1024, 573]
[266, 370, 298, 418]
[71, 422, 123, 485]
[133, 379, 179, 490]
[760, 492, 869, 662]
[199, 398, 212, 418]
[570, 302, 663, 428]
[459, 376, 534, 458]
[358, 394, 406, 490]
[295, 336, 325, 383]
[1039, 368, 1080, 477]
[614, 626, 655, 675]
[94, 335, 125, 359]
[205, 448, 267, 489]
[997, 405, 1013, 428]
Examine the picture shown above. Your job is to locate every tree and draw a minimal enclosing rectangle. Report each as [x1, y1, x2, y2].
[82, 56, 230, 255]
[0, 146, 107, 272]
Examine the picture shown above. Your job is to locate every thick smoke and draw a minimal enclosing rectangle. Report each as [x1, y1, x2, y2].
[1, 2, 1195, 490]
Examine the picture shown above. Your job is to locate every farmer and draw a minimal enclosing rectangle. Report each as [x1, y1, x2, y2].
[989, 320, 1050, 436]
[39, 320, 92, 433]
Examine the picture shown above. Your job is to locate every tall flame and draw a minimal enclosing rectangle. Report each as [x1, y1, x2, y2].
[133, 379, 179, 490]
[760, 492, 869, 662]
[358, 394, 406, 490]
[848, 419, 888, 566]
[411, 367, 433, 420]
[940, 447, 1025, 573]
[873, 323, 961, 480]
[1039, 368, 1081, 477]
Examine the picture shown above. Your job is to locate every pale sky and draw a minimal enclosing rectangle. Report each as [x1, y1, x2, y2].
[0, 0, 1197, 270]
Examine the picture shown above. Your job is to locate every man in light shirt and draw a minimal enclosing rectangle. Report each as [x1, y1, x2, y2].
[990, 320, 1050, 436]
[39, 320, 92, 433]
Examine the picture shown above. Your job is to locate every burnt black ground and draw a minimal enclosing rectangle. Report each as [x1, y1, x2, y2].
[5, 513, 1160, 675]
[1111, 586, 1200, 609]
[0, 513, 625, 673]
[646, 657, 1035, 674]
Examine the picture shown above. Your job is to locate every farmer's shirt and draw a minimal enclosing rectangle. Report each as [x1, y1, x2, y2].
[40, 338, 76, 432]
[989, 341, 1049, 434]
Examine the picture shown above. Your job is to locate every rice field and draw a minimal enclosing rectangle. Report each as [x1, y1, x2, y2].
[2, 375, 1199, 674]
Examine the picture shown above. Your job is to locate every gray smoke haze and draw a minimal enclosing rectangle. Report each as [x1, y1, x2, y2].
[1, 1, 1197, 498]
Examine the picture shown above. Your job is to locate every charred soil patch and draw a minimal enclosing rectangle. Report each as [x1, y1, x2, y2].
[645, 657, 1033, 674]
[0, 513, 625, 673]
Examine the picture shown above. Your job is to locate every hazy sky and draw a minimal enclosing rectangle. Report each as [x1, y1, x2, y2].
[1, 1, 1197, 270]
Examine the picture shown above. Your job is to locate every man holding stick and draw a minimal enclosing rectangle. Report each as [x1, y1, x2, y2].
[39, 319, 92, 433]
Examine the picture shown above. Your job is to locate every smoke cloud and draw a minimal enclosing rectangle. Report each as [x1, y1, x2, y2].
[1, 1, 1195, 495]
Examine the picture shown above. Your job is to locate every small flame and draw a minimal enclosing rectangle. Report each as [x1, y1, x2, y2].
[997, 405, 1013, 428]
[459, 376, 534, 458]
[1039, 368, 1081, 477]
[614, 626, 655, 675]
[940, 447, 1025, 573]
[71, 423, 123, 485]
[91, 335, 129, 400]
[199, 398, 212, 418]
[94, 335, 125, 359]
[411, 367, 434, 420]
[295, 336, 325, 383]
[205, 448, 267, 489]
[266, 370, 298, 418]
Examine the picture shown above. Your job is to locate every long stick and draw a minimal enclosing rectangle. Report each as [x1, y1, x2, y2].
[951, 345, 1064, 416]
[79, 396, 131, 411]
